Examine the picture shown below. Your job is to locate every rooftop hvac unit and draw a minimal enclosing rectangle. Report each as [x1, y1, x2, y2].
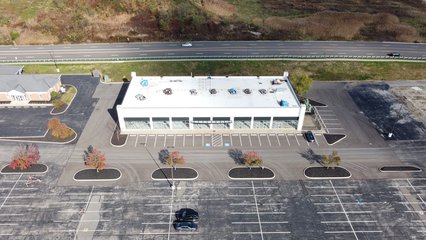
[190, 89, 198, 95]
[210, 89, 217, 94]
[259, 89, 267, 95]
[228, 88, 237, 95]
[280, 100, 289, 107]
[135, 94, 146, 101]
[140, 79, 149, 87]
[243, 88, 252, 94]
[163, 88, 172, 95]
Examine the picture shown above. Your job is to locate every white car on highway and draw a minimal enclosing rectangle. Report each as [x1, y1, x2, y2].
[181, 42, 192, 47]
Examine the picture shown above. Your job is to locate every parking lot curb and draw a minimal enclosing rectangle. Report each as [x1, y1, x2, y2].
[50, 84, 78, 116]
[151, 167, 199, 181]
[227, 166, 275, 180]
[1, 163, 48, 175]
[0, 128, 78, 145]
[304, 166, 351, 179]
[73, 168, 122, 182]
[379, 165, 422, 173]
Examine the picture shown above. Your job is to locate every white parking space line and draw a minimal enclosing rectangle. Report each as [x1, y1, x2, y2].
[232, 221, 288, 224]
[141, 222, 170, 225]
[229, 186, 279, 189]
[251, 181, 264, 240]
[167, 187, 174, 240]
[134, 134, 139, 147]
[0, 174, 22, 211]
[317, 211, 373, 214]
[306, 186, 358, 189]
[258, 134, 262, 147]
[330, 180, 359, 240]
[321, 220, 377, 223]
[311, 194, 363, 197]
[173, 135, 176, 147]
[0, 223, 18, 226]
[314, 202, 387, 205]
[239, 134, 243, 146]
[228, 194, 271, 197]
[233, 231, 290, 234]
[231, 212, 286, 215]
[284, 134, 291, 146]
[248, 135, 252, 147]
[275, 134, 281, 146]
[154, 135, 158, 147]
[230, 203, 284, 206]
[267, 135, 271, 146]
[325, 231, 382, 234]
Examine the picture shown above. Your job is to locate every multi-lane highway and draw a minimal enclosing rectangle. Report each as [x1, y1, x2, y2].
[1, 41, 426, 62]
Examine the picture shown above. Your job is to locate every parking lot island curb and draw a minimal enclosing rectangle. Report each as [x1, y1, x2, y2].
[73, 168, 122, 182]
[379, 165, 422, 173]
[324, 134, 347, 145]
[304, 166, 351, 179]
[50, 85, 78, 115]
[1, 163, 48, 174]
[228, 166, 275, 180]
[151, 167, 198, 181]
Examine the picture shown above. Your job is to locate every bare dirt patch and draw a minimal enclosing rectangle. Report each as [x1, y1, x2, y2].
[202, 0, 237, 17]
[391, 86, 426, 125]
[263, 11, 420, 41]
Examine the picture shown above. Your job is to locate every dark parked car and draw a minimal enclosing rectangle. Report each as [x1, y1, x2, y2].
[173, 221, 198, 231]
[305, 131, 315, 142]
[175, 208, 199, 222]
[387, 52, 401, 57]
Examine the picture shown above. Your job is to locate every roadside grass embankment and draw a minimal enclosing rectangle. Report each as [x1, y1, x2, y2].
[22, 61, 426, 82]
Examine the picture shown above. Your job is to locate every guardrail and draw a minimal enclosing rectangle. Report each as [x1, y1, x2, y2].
[1, 54, 426, 63]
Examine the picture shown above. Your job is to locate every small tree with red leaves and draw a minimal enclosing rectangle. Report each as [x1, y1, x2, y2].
[166, 151, 185, 169]
[243, 151, 263, 168]
[9, 144, 40, 170]
[84, 147, 106, 172]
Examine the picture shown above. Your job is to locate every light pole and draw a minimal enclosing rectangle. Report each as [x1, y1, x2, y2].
[50, 45, 60, 73]
[145, 146, 174, 189]
[388, 103, 404, 138]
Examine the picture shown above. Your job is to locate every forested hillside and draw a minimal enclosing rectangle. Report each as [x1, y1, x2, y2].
[0, 0, 425, 44]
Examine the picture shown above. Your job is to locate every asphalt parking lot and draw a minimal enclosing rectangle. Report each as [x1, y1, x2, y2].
[1, 172, 426, 239]
[122, 132, 331, 149]
[0, 75, 98, 139]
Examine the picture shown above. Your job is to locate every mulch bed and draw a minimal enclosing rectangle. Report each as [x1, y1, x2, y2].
[1, 163, 48, 174]
[228, 167, 275, 179]
[111, 125, 128, 146]
[50, 103, 68, 115]
[152, 168, 198, 180]
[304, 166, 351, 179]
[0, 129, 77, 144]
[380, 166, 422, 172]
[323, 134, 346, 145]
[74, 168, 121, 180]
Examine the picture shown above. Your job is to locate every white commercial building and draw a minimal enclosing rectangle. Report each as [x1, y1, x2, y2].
[117, 72, 306, 133]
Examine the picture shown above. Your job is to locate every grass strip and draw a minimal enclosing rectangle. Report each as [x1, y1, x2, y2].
[23, 61, 426, 82]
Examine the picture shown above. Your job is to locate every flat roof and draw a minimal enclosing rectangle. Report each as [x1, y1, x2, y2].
[120, 74, 300, 109]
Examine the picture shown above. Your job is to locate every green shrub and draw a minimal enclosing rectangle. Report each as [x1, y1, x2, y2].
[10, 31, 20, 41]
[50, 91, 60, 100]
[52, 99, 65, 109]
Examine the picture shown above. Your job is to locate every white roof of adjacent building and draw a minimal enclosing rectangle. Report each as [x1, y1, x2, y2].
[0, 75, 61, 93]
[0, 65, 24, 75]
[120, 73, 300, 109]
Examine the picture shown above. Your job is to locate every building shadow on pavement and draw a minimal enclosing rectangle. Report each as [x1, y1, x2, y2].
[108, 82, 129, 123]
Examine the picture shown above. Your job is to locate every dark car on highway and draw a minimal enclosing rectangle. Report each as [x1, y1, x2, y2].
[305, 131, 315, 142]
[173, 221, 198, 231]
[175, 208, 199, 222]
[387, 52, 401, 57]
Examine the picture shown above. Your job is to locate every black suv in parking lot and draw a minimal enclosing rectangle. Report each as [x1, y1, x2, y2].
[175, 208, 199, 222]
[305, 131, 315, 142]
